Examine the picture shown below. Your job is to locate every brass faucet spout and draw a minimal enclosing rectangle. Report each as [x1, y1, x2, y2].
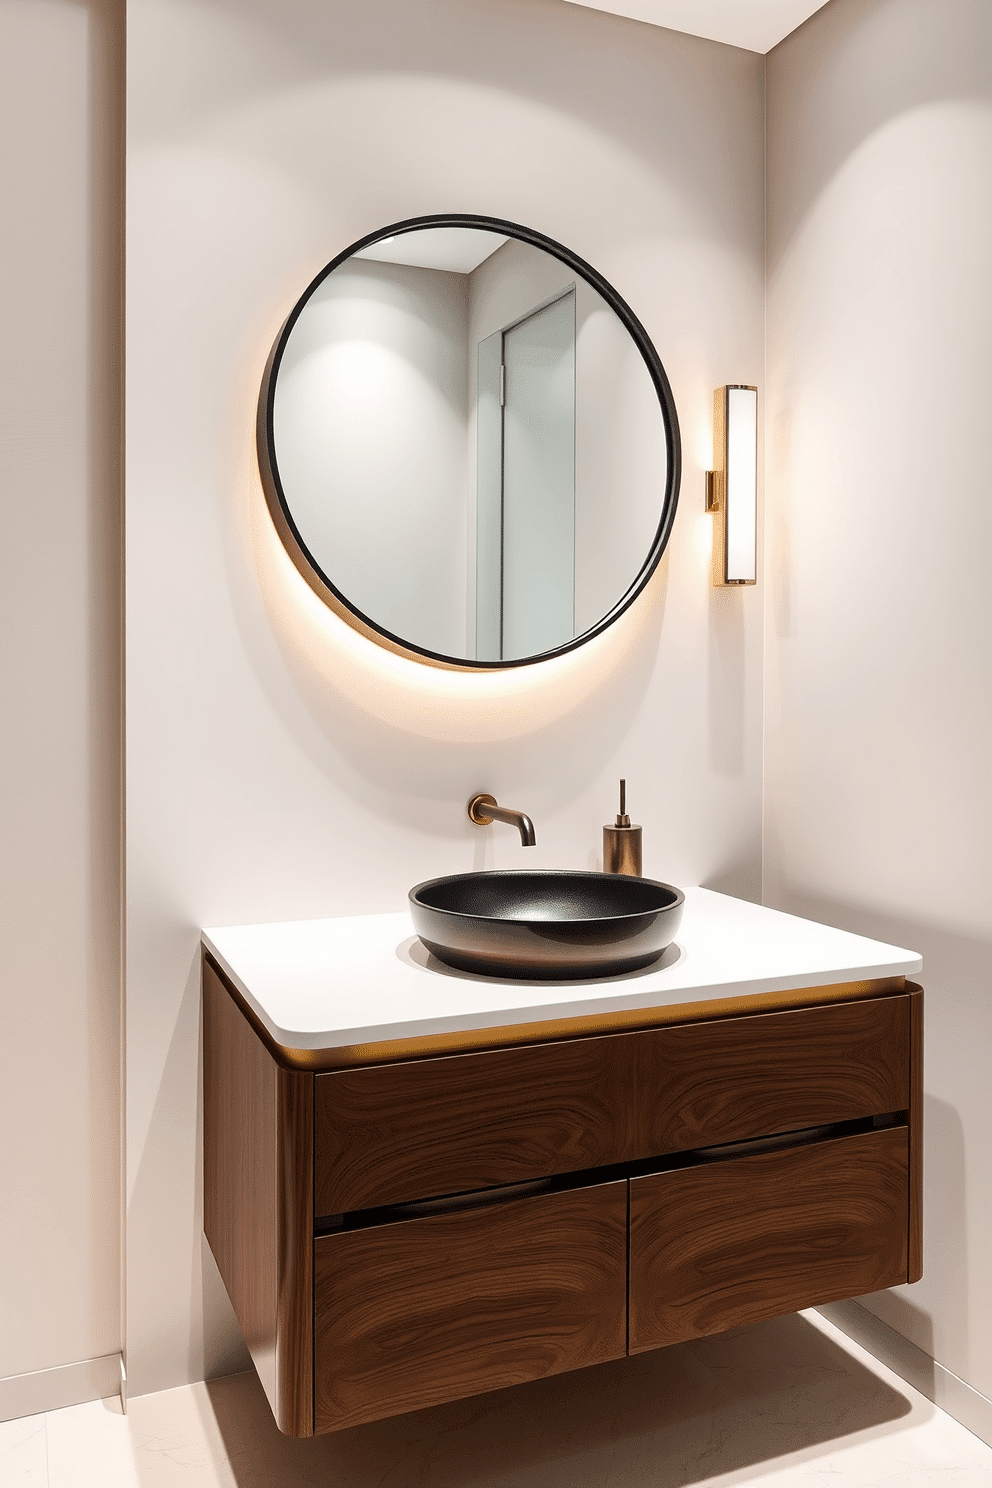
[468, 794, 536, 847]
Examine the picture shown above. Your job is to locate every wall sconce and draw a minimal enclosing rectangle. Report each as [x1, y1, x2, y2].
[706, 385, 757, 586]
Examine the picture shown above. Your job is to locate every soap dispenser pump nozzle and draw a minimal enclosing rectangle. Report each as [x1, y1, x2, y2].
[603, 778, 643, 877]
[616, 778, 631, 827]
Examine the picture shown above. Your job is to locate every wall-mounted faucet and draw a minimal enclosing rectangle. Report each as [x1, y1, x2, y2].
[468, 794, 536, 847]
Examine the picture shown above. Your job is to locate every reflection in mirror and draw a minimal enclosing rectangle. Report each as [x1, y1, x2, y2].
[262, 220, 679, 668]
[477, 289, 575, 660]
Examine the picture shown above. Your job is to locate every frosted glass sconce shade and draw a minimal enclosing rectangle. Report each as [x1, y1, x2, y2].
[706, 385, 757, 586]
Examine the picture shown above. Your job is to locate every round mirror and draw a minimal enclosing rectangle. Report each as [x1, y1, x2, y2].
[258, 215, 681, 669]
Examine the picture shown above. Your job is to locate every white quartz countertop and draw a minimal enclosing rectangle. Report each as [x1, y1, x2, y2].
[201, 888, 922, 1053]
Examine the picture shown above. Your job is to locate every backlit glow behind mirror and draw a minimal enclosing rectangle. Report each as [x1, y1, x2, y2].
[257, 215, 681, 669]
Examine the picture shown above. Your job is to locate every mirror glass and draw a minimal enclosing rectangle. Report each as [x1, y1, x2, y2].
[259, 218, 680, 668]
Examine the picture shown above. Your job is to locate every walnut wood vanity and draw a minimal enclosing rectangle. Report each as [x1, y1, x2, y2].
[202, 897, 922, 1438]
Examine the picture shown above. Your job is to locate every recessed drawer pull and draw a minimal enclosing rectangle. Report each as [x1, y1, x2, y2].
[318, 1176, 558, 1234]
[689, 1116, 882, 1165]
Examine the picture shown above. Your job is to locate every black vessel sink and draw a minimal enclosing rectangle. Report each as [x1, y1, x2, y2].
[408, 870, 684, 980]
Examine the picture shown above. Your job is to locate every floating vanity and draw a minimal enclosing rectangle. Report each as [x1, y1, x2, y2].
[201, 887, 923, 1437]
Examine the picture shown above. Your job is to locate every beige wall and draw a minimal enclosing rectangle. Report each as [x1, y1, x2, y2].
[126, 0, 765, 1396]
[9, 0, 990, 1427]
[0, 0, 123, 1389]
[765, 0, 992, 1402]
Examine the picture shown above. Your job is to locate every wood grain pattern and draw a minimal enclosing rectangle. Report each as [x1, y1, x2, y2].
[633, 994, 911, 1157]
[908, 983, 924, 1283]
[203, 956, 278, 1406]
[628, 1126, 909, 1354]
[313, 1181, 627, 1432]
[315, 1032, 634, 1214]
[202, 956, 314, 1436]
[314, 994, 911, 1215]
[207, 947, 919, 1437]
[274, 1065, 313, 1436]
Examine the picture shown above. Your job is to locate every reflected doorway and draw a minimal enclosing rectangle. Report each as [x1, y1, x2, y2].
[476, 291, 576, 661]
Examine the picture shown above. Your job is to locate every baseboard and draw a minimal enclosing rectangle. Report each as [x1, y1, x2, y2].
[818, 1300, 992, 1448]
[6, 1313, 989, 1442]
[0, 1353, 123, 1423]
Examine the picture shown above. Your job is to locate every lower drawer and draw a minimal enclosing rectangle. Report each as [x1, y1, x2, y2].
[313, 1180, 627, 1433]
[628, 1125, 908, 1354]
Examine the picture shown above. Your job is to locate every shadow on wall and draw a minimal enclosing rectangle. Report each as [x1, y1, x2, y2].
[177, 0, 759, 246]
[179, 1313, 912, 1488]
[768, 0, 992, 262]
[762, 889, 981, 1379]
[856, 1093, 967, 1372]
[127, 946, 252, 1388]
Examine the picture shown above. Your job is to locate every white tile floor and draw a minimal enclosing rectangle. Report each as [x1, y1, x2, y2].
[3, 1311, 992, 1488]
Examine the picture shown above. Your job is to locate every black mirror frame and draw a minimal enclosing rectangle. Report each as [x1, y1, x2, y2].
[257, 213, 682, 671]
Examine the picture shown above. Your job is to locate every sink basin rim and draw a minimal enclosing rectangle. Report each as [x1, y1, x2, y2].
[408, 869, 685, 980]
[410, 869, 683, 925]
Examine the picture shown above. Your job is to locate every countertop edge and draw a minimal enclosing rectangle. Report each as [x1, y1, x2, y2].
[200, 931, 922, 1056]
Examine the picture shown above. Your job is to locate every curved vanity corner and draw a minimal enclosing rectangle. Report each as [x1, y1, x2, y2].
[200, 887, 924, 1438]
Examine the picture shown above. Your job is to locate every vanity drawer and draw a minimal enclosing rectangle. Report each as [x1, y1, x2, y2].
[313, 1179, 627, 1433]
[632, 992, 911, 1156]
[628, 1125, 909, 1354]
[314, 1032, 635, 1214]
[314, 994, 910, 1216]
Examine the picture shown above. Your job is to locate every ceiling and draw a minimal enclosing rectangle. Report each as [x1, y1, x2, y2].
[561, 0, 832, 54]
[353, 228, 509, 273]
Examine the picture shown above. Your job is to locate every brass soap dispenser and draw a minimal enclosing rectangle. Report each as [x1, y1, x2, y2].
[603, 778, 642, 876]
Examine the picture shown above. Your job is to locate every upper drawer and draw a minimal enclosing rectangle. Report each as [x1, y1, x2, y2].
[633, 991, 910, 1156]
[314, 992, 910, 1215]
[315, 1030, 635, 1215]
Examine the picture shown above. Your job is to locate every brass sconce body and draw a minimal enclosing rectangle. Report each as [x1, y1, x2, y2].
[707, 384, 757, 587]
